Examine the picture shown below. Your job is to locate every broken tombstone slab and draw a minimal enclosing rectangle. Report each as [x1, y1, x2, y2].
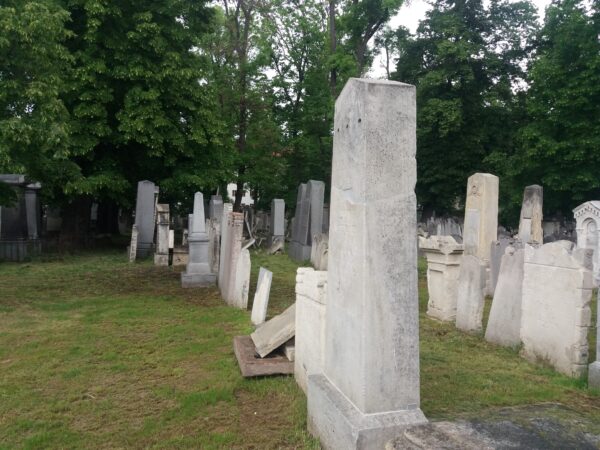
[251, 303, 295, 358]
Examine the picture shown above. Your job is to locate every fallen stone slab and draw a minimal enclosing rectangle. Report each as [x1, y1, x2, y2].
[233, 335, 293, 378]
[251, 303, 295, 358]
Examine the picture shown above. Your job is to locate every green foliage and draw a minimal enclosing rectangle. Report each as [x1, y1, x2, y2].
[504, 0, 600, 215]
[0, 1, 72, 196]
[392, 0, 538, 219]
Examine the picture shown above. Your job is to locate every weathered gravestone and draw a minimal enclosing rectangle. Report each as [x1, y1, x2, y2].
[181, 192, 216, 287]
[573, 201, 600, 285]
[309, 233, 328, 271]
[521, 241, 593, 377]
[251, 268, 273, 326]
[134, 180, 158, 258]
[462, 173, 498, 263]
[208, 195, 223, 223]
[128, 225, 138, 263]
[589, 290, 600, 389]
[268, 199, 285, 248]
[455, 255, 486, 333]
[206, 218, 220, 274]
[518, 185, 543, 244]
[295, 268, 327, 394]
[219, 212, 248, 307]
[307, 79, 426, 450]
[485, 245, 524, 347]
[419, 235, 464, 322]
[154, 204, 170, 266]
[289, 180, 325, 261]
[251, 303, 295, 358]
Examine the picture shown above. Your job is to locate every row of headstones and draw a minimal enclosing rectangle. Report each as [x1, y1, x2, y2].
[420, 175, 600, 388]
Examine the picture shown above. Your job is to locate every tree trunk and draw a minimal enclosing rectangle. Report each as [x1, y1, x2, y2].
[329, 0, 337, 97]
[59, 195, 92, 251]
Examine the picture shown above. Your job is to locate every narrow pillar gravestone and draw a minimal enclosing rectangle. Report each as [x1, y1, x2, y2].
[307, 78, 426, 450]
[251, 268, 273, 326]
[518, 185, 543, 244]
[268, 199, 285, 248]
[521, 241, 593, 377]
[462, 173, 498, 263]
[128, 225, 138, 263]
[219, 212, 245, 306]
[485, 245, 524, 346]
[419, 235, 464, 321]
[181, 192, 216, 287]
[573, 201, 600, 286]
[134, 180, 158, 258]
[489, 237, 514, 296]
[455, 255, 486, 333]
[154, 204, 170, 266]
[289, 180, 325, 261]
[217, 204, 233, 285]
[589, 291, 600, 389]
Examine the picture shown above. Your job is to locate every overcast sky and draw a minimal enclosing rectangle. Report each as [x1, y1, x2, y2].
[369, 0, 553, 76]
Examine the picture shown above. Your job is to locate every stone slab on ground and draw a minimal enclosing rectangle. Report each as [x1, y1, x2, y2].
[387, 404, 600, 450]
[233, 335, 293, 377]
[250, 303, 295, 358]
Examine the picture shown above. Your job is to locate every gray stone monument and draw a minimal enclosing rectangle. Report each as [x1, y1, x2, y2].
[518, 185, 543, 244]
[154, 204, 170, 266]
[589, 290, 600, 389]
[208, 195, 223, 223]
[128, 225, 138, 263]
[134, 180, 158, 258]
[219, 211, 245, 306]
[289, 180, 325, 261]
[268, 199, 285, 247]
[307, 78, 426, 450]
[181, 192, 216, 287]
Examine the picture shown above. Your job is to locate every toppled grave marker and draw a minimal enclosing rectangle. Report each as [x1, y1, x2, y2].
[233, 336, 293, 378]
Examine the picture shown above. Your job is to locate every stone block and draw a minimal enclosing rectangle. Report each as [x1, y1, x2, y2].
[419, 235, 464, 321]
[521, 241, 593, 377]
[233, 335, 293, 378]
[251, 303, 295, 358]
[485, 246, 524, 347]
[154, 203, 170, 266]
[307, 78, 426, 450]
[251, 267, 273, 326]
[231, 248, 251, 309]
[455, 255, 486, 333]
[134, 180, 158, 258]
[295, 268, 327, 393]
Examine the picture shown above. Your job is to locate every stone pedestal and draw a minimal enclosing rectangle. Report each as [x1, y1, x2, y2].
[307, 79, 426, 450]
[181, 192, 216, 287]
[419, 236, 463, 321]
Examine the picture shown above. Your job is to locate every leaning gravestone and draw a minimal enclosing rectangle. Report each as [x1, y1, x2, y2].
[307, 78, 426, 450]
[518, 185, 543, 244]
[181, 192, 216, 287]
[419, 235, 464, 321]
[489, 237, 514, 296]
[455, 255, 486, 333]
[521, 241, 593, 377]
[251, 268, 273, 326]
[573, 201, 600, 285]
[154, 204, 170, 266]
[485, 245, 524, 347]
[134, 180, 158, 258]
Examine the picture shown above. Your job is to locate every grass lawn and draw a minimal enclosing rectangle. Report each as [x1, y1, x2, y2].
[0, 250, 599, 449]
